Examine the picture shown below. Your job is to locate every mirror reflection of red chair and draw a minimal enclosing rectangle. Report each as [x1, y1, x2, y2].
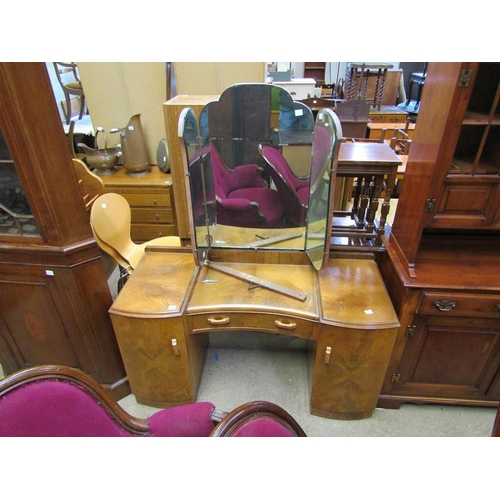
[258, 144, 310, 227]
[210, 142, 285, 228]
[0, 365, 307, 437]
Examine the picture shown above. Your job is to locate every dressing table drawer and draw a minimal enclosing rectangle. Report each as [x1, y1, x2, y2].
[188, 312, 314, 339]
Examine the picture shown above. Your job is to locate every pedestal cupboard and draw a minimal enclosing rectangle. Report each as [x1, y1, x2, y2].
[0, 63, 129, 400]
[379, 62, 500, 409]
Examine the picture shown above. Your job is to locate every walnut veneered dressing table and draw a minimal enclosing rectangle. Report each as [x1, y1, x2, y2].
[110, 250, 399, 419]
[109, 84, 399, 420]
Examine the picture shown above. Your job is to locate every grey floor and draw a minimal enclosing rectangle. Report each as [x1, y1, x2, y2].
[117, 328, 497, 437]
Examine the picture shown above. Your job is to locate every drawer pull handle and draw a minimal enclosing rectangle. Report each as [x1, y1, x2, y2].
[324, 346, 332, 365]
[433, 300, 457, 312]
[153, 199, 157, 205]
[207, 317, 230, 325]
[171, 338, 180, 356]
[274, 320, 296, 330]
[495, 304, 500, 312]
[156, 214, 160, 220]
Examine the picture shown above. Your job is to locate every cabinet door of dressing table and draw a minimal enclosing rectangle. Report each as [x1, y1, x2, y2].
[109, 250, 399, 419]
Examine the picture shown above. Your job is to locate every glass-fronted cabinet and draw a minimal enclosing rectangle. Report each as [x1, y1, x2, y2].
[0, 63, 129, 400]
[426, 62, 500, 229]
[0, 129, 40, 237]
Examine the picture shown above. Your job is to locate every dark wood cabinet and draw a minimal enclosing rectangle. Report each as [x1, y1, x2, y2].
[0, 63, 129, 400]
[379, 62, 500, 410]
[304, 62, 326, 85]
[379, 245, 500, 408]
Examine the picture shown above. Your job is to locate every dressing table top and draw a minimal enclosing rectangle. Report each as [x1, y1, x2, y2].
[109, 250, 399, 331]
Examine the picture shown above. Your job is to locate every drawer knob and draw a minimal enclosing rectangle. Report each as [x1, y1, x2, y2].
[207, 317, 230, 325]
[495, 304, 500, 312]
[324, 346, 332, 365]
[156, 214, 160, 220]
[433, 300, 457, 312]
[153, 199, 157, 205]
[274, 319, 297, 330]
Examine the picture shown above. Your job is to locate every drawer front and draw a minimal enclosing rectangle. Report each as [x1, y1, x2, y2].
[130, 223, 177, 242]
[418, 291, 500, 318]
[131, 207, 174, 224]
[188, 312, 314, 339]
[119, 192, 171, 208]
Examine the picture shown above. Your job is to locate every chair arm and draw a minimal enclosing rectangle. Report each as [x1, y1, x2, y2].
[229, 164, 266, 190]
[148, 402, 217, 437]
[218, 198, 256, 211]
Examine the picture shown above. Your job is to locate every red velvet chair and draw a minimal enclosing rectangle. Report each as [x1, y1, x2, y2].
[258, 144, 310, 226]
[0, 365, 306, 437]
[210, 142, 285, 228]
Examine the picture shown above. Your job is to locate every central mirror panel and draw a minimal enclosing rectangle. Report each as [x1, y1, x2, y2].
[179, 83, 340, 269]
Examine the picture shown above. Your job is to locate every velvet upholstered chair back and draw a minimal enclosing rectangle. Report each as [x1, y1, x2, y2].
[0, 365, 217, 437]
[0, 366, 307, 437]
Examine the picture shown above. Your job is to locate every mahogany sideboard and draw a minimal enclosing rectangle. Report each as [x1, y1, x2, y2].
[109, 250, 399, 420]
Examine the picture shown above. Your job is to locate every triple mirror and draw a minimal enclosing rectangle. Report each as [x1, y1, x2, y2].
[179, 83, 342, 270]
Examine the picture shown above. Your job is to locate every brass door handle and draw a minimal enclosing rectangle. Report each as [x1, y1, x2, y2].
[433, 300, 457, 312]
[171, 338, 180, 356]
[274, 320, 297, 330]
[324, 346, 332, 365]
[207, 317, 230, 325]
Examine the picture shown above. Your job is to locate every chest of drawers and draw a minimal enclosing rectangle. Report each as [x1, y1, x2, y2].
[103, 166, 177, 242]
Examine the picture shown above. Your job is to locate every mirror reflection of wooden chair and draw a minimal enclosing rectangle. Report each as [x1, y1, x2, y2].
[53, 62, 87, 124]
[210, 142, 285, 228]
[258, 144, 310, 226]
[90, 193, 181, 272]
